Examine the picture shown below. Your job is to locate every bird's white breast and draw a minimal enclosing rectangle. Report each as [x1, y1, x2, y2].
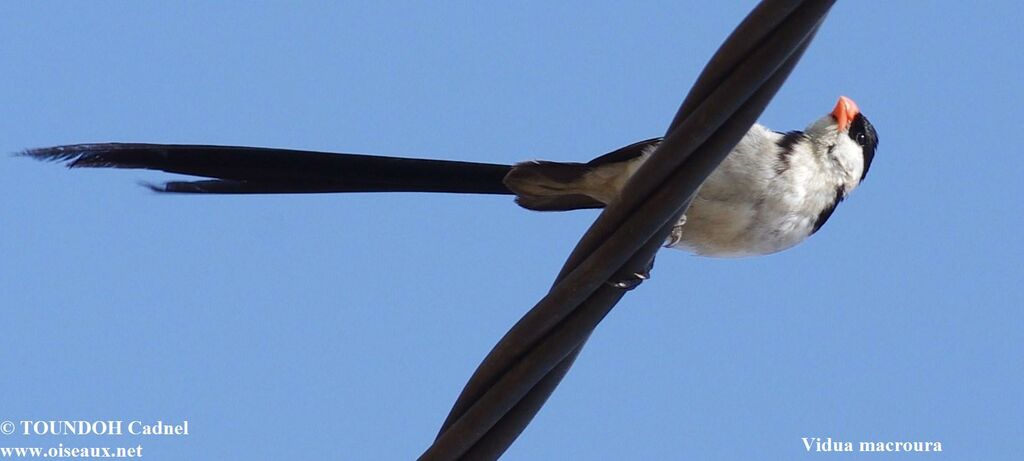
[666, 125, 840, 257]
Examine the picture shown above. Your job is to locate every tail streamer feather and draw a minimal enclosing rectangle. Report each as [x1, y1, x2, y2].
[24, 143, 514, 195]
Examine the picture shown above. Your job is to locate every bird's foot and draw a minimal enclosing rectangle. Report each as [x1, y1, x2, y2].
[607, 270, 650, 290]
[665, 215, 687, 248]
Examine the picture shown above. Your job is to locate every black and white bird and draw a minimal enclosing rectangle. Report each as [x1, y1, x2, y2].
[25, 96, 877, 258]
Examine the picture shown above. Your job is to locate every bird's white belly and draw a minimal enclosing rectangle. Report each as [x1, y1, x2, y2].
[668, 193, 816, 257]
[666, 148, 823, 257]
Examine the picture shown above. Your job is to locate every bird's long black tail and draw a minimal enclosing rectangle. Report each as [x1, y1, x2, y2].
[23, 143, 515, 195]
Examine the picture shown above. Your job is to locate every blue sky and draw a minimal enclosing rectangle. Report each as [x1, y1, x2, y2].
[2, 1, 1022, 459]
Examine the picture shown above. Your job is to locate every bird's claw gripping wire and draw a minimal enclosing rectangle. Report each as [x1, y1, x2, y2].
[666, 215, 688, 248]
[607, 257, 655, 290]
[607, 272, 649, 290]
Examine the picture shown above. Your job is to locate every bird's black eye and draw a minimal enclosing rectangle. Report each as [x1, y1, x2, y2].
[848, 113, 879, 181]
[847, 113, 873, 148]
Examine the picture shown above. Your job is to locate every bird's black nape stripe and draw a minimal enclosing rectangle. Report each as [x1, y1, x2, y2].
[774, 130, 805, 175]
[811, 185, 846, 235]
[848, 114, 879, 180]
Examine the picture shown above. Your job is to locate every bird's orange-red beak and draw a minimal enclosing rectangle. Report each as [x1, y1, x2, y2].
[831, 96, 860, 132]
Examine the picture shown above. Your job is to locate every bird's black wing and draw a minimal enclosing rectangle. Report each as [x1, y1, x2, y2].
[586, 137, 662, 166]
